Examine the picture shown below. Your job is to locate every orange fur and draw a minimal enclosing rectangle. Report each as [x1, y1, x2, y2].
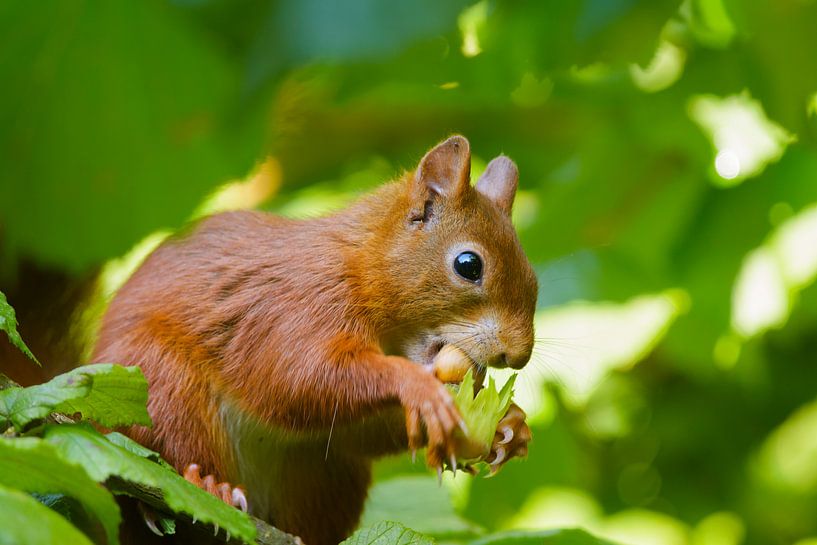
[93, 136, 537, 544]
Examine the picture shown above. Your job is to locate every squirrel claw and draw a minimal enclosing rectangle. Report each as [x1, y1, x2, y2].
[498, 425, 514, 445]
[490, 446, 506, 467]
[145, 517, 163, 536]
[138, 502, 164, 536]
[484, 403, 531, 474]
[183, 463, 250, 515]
[232, 487, 248, 512]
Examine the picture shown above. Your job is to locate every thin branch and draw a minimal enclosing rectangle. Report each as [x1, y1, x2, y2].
[107, 477, 300, 545]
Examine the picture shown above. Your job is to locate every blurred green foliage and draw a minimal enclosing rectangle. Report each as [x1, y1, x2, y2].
[3, 0, 817, 544]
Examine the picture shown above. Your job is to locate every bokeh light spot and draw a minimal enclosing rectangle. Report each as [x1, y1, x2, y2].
[714, 149, 740, 180]
[689, 92, 795, 187]
[713, 334, 741, 369]
[690, 512, 745, 545]
[754, 398, 817, 493]
[599, 509, 689, 545]
[732, 248, 789, 338]
[194, 157, 281, 217]
[768, 202, 794, 227]
[504, 487, 601, 530]
[459, 1, 488, 58]
[527, 290, 687, 407]
[617, 463, 662, 506]
[732, 204, 817, 339]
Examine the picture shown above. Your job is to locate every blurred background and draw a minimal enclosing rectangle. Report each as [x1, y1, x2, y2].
[2, 1, 817, 544]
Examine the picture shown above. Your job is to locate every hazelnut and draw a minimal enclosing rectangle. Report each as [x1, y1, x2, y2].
[433, 344, 473, 384]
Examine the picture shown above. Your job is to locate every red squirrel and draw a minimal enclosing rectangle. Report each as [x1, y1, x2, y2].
[93, 136, 537, 544]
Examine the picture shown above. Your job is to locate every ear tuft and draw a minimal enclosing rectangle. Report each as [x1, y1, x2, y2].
[475, 155, 518, 215]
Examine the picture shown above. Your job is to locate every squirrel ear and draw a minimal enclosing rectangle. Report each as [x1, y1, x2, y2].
[409, 136, 471, 221]
[475, 155, 518, 216]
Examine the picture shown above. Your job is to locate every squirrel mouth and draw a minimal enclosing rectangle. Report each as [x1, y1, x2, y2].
[424, 339, 487, 390]
[423, 340, 446, 369]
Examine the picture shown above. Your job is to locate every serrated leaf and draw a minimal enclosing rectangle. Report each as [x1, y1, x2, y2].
[0, 290, 38, 365]
[452, 370, 517, 456]
[0, 364, 151, 431]
[105, 431, 175, 470]
[469, 528, 621, 545]
[56, 365, 152, 428]
[341, 521, 435, 545]
[0, 373, 91, 431]
[0, 483, 94, 545]
[0, 438, 121, 545]
[45, 423, 256, 545]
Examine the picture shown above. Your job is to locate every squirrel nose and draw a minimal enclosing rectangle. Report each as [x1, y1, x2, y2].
[505, 344, 532, 370]
[487, 350, 529, 369]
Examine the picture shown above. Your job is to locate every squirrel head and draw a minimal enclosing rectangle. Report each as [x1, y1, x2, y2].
[365, 136, 537, 371]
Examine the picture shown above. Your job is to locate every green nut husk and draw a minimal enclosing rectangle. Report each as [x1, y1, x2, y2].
[448, 368, 517, 463]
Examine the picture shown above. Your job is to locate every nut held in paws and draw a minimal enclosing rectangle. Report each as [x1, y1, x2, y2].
[433, 344, 473, 383]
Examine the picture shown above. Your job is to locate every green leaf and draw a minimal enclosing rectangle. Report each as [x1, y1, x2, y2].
[105, 431, 175, 470]
[159, 516, 177, 535]
[361, 476, 482, 539]
[0, 290, 38, 364]
[0, 483, 94, 545]
[0, 364, 151, 431]
[45, 423, 256, 545]
[34, 493, 99, 535]
[35, 493, 84, 521]
[452, 370, 517, 458]
[469, 528, 620, 545]
[104, 432, 180, 538]
[341, 521, 435, 545]
[0, 438, 121, 545]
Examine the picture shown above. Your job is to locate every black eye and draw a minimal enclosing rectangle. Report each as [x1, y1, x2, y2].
[453, 251, 483, 282]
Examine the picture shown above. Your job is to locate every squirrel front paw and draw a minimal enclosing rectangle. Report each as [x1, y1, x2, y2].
[183, 463, 248, 513]
[486, 403, 530, 475]
[399, 369, 465, 475]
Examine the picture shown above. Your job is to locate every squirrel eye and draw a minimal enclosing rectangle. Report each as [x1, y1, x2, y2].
[453, 251, 483, 283]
